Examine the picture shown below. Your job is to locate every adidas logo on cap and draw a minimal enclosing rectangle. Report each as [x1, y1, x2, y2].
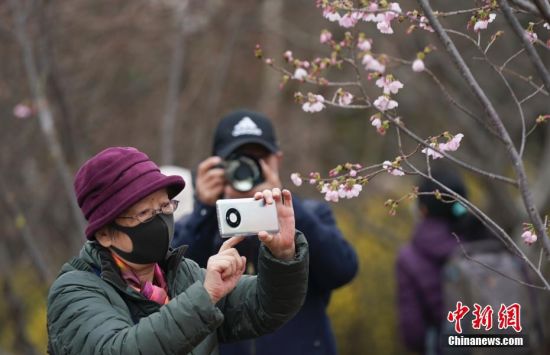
[232, 117, 263, 137]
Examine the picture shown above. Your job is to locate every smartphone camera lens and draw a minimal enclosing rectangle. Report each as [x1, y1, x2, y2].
[226, 208, 241, 228]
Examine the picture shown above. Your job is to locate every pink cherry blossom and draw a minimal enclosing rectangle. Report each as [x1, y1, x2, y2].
[293, 68, 308, 80]
[383, 160, 405, 176]
[321, 183, 340, 202]
[376, 18, 394, 34]
[374, 95, 398, 112]
[338, 91, 353, 106]
[422, 143, 443, 159]
[371, 117, 382, 129]
[357, 38, 372, 51]
[349, 169, 357, 177]
[370, 116, 386, 135]
[473, 13, 496, 32]
[412, 59, 425, 72]
[524, 30, 538, 43]
[290, 173, 302, 186]
[418, 16, 434, 32]
[374, 3, 401, 34]
[320, 30, 332, 44]
[376, 76, 404, 95]
[283, 50, 293, 62]
[362, 54, 386, 73]
[338, 184, 362, 199]
[302, 94, 325, 113]
[441, 133, 464, 152]
[522, 230, 537, 245]
[323, 8, 341, 22]
[362, 2, 379, 22]
[339, 12, 362, 28]
[389, 3, 402, 14]
[13, 103, 32, 119]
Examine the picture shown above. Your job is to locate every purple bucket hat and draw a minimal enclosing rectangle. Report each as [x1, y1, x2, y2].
[74, 147, 185, 240]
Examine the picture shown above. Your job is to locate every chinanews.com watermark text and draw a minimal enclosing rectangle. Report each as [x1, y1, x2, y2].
[444, 302, 527, 349]
[446, 334, 525, 347]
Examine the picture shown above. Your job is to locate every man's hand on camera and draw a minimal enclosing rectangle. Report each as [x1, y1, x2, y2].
[254, 188, 296, 261]
[196, 156, 225, 206]
[203, 236, 246, 304]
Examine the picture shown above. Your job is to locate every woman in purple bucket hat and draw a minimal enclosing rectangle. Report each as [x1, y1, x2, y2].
[46, 146, 309, 355]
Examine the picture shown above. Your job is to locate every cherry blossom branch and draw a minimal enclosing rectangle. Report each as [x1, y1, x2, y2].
[435, 6, 492, 17]
[386, 113, 517, 185]
[417, 0, 550, 260]
[324, 100, 370, 109]
[498, 0, 550, 93]
[346, 47, 372, 104]
[267, 60, 363, 87]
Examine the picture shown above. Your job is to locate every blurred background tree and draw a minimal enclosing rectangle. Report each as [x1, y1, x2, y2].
[0, 0, 549, 354]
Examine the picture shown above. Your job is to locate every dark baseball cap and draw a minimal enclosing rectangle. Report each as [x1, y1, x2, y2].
[213, 109, 279, 158]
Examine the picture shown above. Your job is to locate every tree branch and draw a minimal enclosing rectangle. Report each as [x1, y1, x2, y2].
[533, 0, 550, 23]
[161, 7, 188, 166]
[499, 0, 550, 93]
[417, 0, 550, 260]
[9, 0, 86, 248]
[510, 0, 543, 15]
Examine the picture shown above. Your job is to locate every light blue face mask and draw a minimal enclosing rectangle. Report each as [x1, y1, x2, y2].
[451, 202, 468, 217]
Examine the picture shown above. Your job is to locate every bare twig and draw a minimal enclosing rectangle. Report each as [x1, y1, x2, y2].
[452, 233, 548, 290]
[500, 48, 525, 70]
[487, 61, 527, 157]
[520, 84, 547, 103]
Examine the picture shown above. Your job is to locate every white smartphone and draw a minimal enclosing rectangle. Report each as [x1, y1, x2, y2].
[216, 198, 279, 238]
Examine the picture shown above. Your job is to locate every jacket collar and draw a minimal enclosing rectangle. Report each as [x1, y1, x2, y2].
[68, 242, 189, 294]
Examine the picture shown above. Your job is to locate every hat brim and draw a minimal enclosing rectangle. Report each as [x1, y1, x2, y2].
[85, 173, 185, 239]
[215, 137, 278, 159]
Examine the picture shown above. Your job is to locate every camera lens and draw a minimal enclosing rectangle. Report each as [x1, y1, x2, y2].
[224, 155, 264, 192]
[226, 208, 241, 228]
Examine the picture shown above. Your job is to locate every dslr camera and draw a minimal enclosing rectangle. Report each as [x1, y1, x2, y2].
[218, 153, 264, 192]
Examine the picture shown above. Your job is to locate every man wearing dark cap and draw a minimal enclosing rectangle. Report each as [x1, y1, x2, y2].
[173, 110, 359, 355]
[46, 146, 309, 355]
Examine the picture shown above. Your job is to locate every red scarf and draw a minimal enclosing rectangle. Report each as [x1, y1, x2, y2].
[112, 253, 170, 305]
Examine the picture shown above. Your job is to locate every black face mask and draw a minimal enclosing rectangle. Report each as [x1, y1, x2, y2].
[110, 213, 174, 264]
